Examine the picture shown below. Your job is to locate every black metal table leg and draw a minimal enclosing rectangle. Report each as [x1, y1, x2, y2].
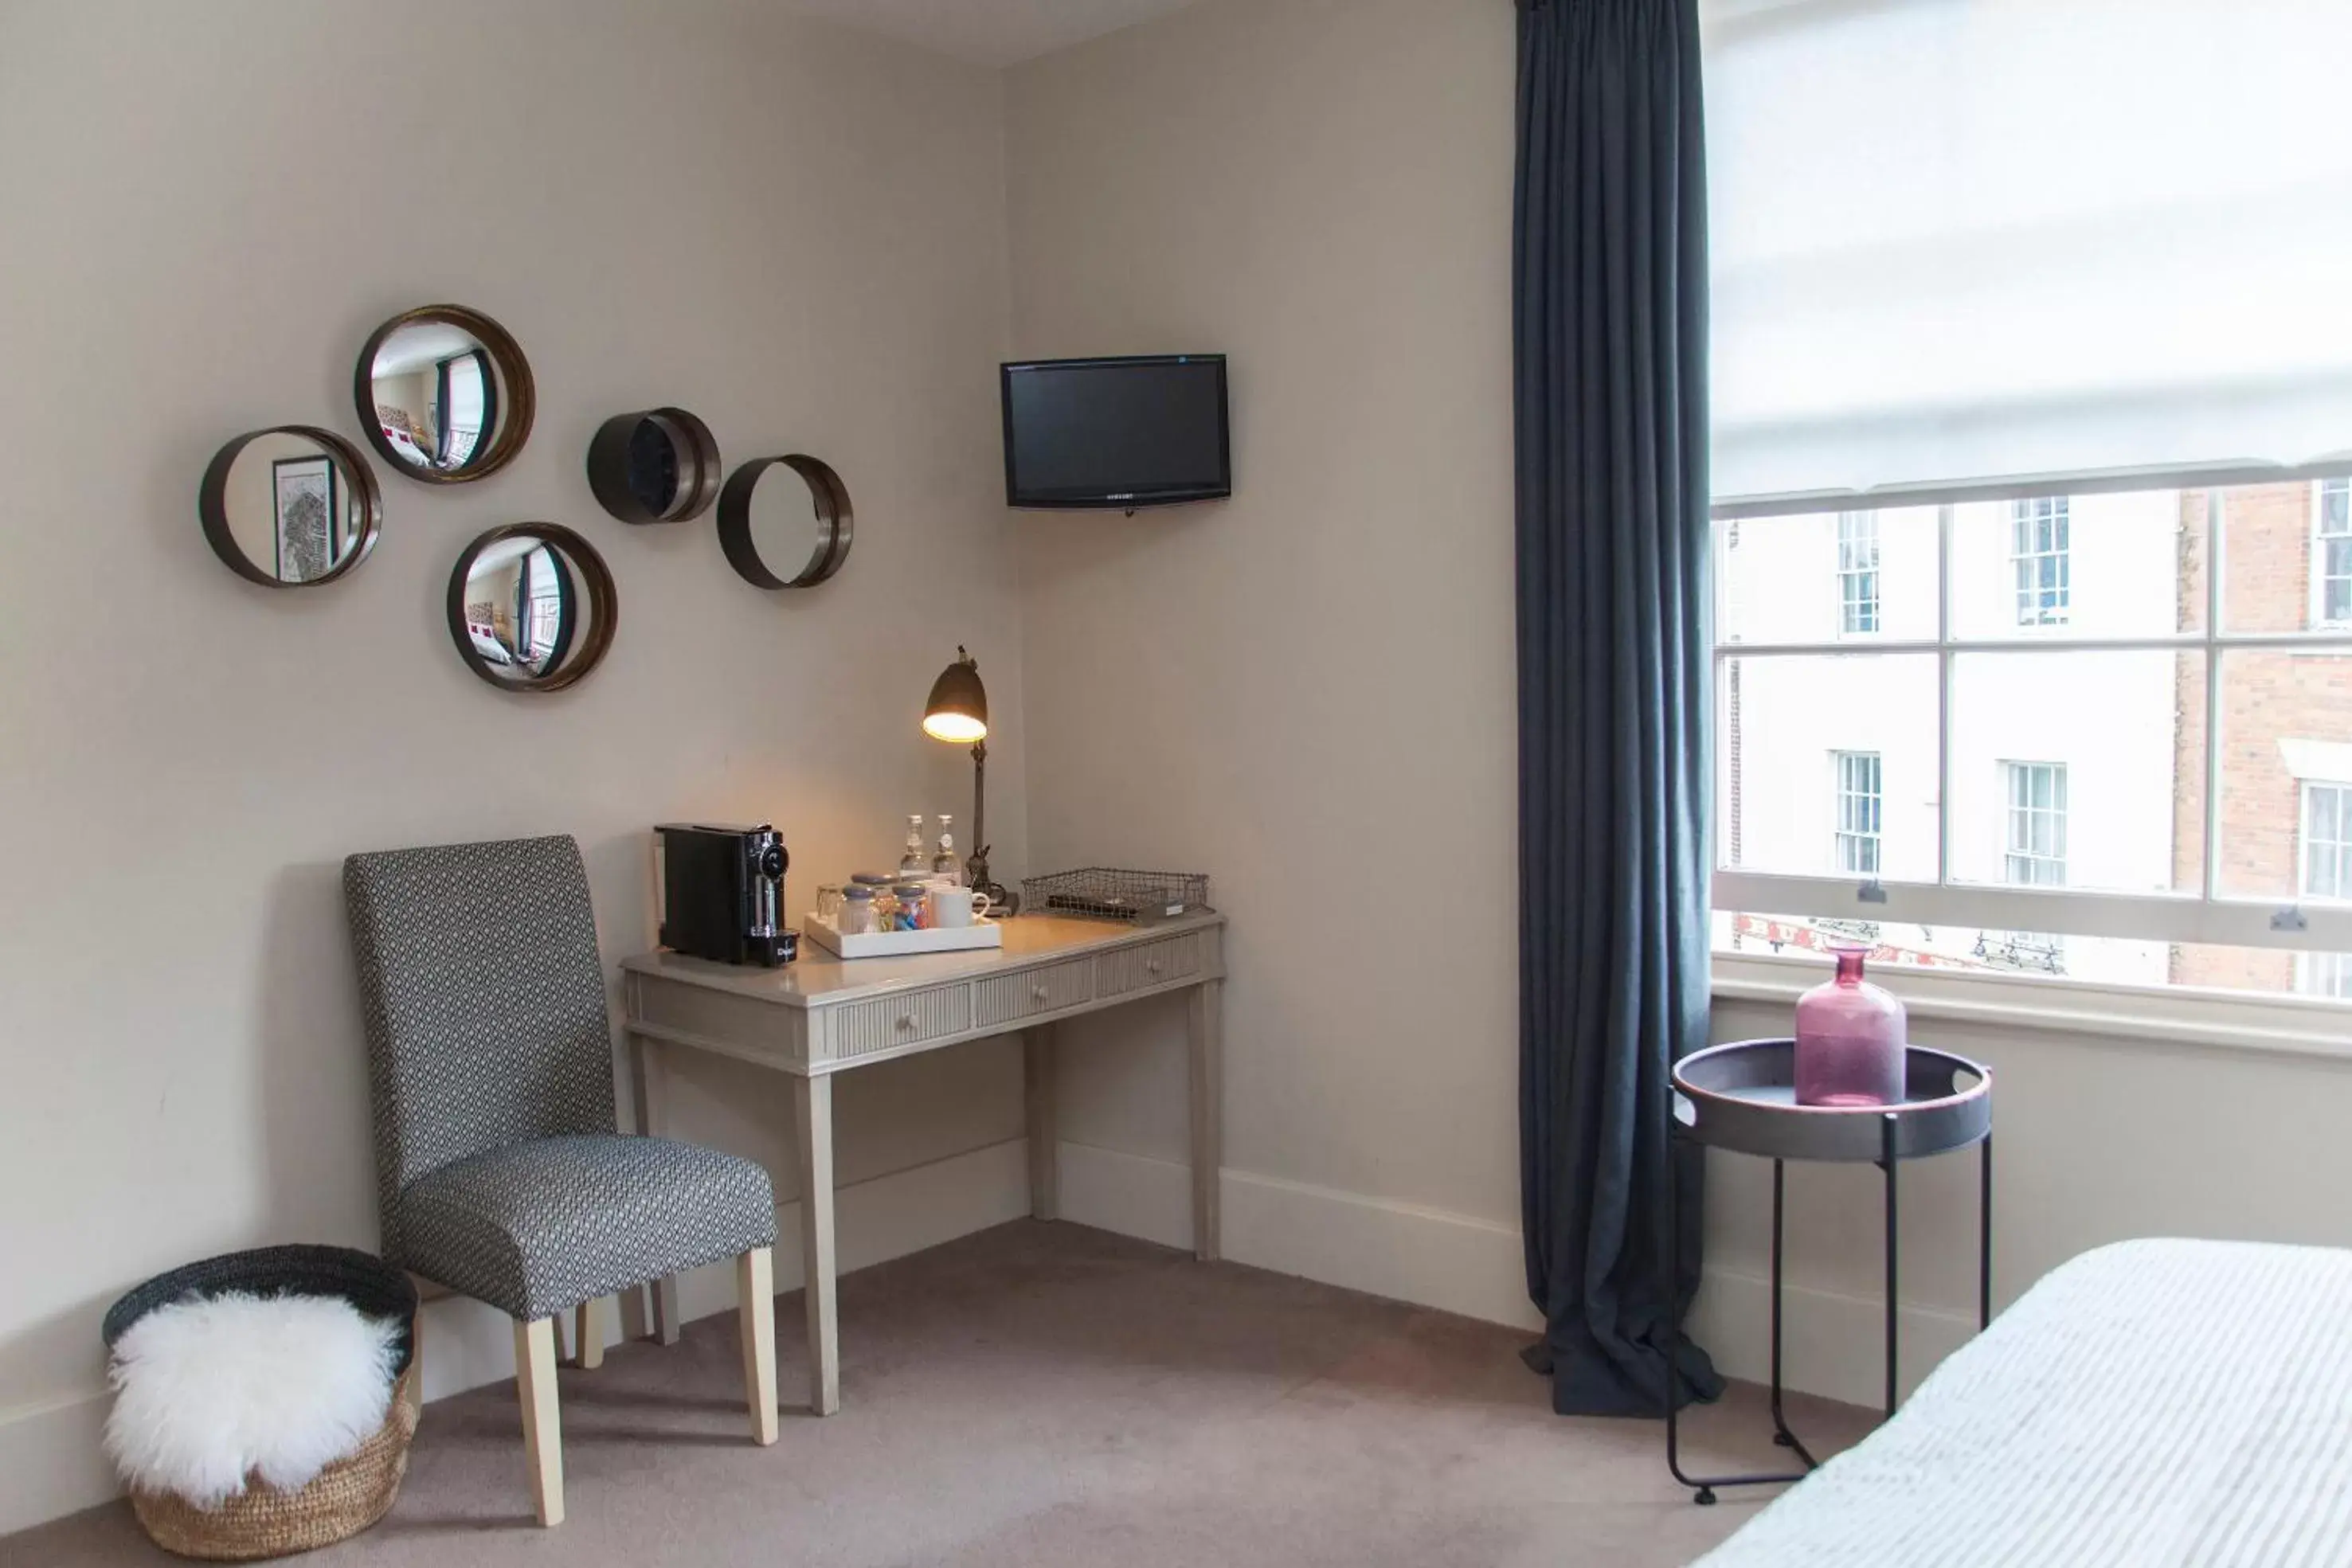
[1765, 1158, 1822, 1468]
[1881, 1111, 1900, 1422]
[1665, 1133, 1810, 1506]
[1980, 1131, 1994, 1331]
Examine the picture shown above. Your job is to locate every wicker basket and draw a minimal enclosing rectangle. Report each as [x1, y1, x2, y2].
[102, 1245, 421, 1562]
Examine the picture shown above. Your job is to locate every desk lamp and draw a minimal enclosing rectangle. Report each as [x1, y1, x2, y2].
[922, 647, 1012, 910]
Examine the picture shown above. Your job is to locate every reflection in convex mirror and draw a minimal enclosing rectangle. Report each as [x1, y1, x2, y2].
[198, 426, 381, 588]
[447, 525, 616, 692]
[356, 306, 534, 482]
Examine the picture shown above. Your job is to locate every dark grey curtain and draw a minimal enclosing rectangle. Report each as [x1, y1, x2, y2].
[1513, 0, 1721, 1417]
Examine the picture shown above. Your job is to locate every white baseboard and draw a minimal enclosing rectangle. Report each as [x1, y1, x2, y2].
[0, 1388, 115, 1539]
[1058, 1140, 1544, 1331]
[1057, 1140, 1978, 1410]
[1685, 1263, 1978, 1411]
[1055, 1140, 1197, 1249]
[0, 1136, 1033, 1539]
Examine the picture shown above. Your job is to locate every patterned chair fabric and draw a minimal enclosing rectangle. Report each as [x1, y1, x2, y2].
[399, 1135, 777, 1320]
[344, 836, 776, 1320]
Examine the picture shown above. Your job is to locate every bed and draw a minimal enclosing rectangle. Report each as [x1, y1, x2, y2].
[1693, 1238, 2352, 1566]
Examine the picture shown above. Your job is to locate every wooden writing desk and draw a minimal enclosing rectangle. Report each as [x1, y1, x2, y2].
[619, 909, 1226, 1413]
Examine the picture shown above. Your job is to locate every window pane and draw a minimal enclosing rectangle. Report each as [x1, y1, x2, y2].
[1947, 651, 2199, 897]
[1718, 654, 1937, 881]
[1716, 919, 2352, 1003]
[2213, 649, 2352, 900]
[1710, 910, 2167, 987]
[2212, 481, 2346, 633]
[1948, 490, 2190, 641]
[1718, 507, 1937, 644]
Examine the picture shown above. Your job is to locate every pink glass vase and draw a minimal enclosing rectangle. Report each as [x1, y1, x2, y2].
[1794, 946, 1906, 1107]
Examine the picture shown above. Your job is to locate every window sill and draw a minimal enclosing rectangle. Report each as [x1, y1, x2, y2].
[1711, 951, 2352, 1062]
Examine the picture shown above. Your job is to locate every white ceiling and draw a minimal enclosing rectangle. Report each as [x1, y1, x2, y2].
[780, 0, 1206, 68]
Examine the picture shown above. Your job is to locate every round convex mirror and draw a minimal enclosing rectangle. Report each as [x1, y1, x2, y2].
[587, 408, 721, 524]
[355, 305, 534, 482]
[446, 524, 616, 692]
[199, 425, 382, 588]
[717, 455, 853, 589]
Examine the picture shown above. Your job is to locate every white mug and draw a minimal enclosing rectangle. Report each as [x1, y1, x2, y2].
[925, 886, 1000, 928]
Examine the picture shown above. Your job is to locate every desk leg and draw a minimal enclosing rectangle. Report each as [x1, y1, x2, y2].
[1025, 1026, 1059, 1222]
[629, 1031, 682, 1346]
[793, 1073, 841, 1416]
[1188, 980, 1223, 1264]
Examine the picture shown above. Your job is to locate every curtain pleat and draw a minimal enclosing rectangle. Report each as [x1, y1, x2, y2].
[1515, 0, 1721, 1418]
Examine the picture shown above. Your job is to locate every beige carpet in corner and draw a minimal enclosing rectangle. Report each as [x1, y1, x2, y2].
[5, 1221, 1870, 1568]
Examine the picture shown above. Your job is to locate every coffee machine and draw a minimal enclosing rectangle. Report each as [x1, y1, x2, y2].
[655, 822, 796, 967]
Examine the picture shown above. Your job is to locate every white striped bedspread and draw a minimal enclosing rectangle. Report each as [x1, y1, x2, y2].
[1693, 1238, 2352, 1568]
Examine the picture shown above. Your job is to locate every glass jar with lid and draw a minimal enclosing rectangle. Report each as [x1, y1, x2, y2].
[837, 884, 877, 936]
[891, 883, 930, 931]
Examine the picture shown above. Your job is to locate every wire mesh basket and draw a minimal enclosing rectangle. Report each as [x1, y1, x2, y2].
[1022, 867, 1210, 925]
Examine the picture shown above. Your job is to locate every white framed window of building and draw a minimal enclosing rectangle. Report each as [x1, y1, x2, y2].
[2297, 781, 2352, 997]
[2010, 497, 2070, 626]
[1833, 750, 1880, 875]
[2313, 479, 2352, 629]
[1836, 510, 1880, 635]
[2002, 762, 2067, 886]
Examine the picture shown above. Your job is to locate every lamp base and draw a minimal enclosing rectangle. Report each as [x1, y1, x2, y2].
[966, 847, 1018, 917]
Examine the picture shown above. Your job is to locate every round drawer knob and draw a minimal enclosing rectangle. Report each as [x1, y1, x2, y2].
[1031, 984, 1051, 1001]
[1146, 960, 1164, 975]
[897, 1014, 918, 1030]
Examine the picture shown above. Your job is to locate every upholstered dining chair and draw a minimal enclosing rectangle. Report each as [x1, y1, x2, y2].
[343, 835, 779, 1527]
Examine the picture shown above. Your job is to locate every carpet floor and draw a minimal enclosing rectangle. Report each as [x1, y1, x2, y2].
[7, 1221, 1872, 1568]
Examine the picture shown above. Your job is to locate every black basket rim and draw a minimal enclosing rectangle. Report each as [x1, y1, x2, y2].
[102, 1245, 418, 1376]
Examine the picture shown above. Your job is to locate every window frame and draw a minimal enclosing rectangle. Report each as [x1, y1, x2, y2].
[1832, 749, 1881, 875]
[2296, 780, 2352, 998]
[2311, 479, 2352, 630]
[1713, 483, 2352, 960]
[1835, 510, 1880, 635]
[2009, 495, 2072, 627]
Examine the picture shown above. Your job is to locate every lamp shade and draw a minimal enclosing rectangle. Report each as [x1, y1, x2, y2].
[922, 647, 988, 744]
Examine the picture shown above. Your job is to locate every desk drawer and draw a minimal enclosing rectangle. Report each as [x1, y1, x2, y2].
[1095, 932, 1205, 999]
[834, 985, 972, 1060]
[975, 957, 1094, 1027]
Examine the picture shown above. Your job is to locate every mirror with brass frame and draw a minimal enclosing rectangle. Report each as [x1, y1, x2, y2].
[717, 454, 853, 589]
[199, 425, 383, 588]
[446, 524, 616, 692]
[587, 407, 722, 525]
[355, 305, 534, 482]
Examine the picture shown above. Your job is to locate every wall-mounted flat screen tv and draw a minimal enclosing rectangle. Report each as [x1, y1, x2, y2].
[1000, 354, 1231, 509]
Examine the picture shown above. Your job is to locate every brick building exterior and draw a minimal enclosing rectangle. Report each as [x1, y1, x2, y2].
[2170, 482, 2352, 991]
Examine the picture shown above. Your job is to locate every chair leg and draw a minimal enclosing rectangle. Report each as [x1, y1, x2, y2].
[738, 1247, 779, 1445]
[575, 1296, 605, 1370]
[513, 1317, 565, 1527]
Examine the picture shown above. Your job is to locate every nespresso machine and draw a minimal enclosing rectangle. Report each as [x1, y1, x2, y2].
[655, 822, 796, 967]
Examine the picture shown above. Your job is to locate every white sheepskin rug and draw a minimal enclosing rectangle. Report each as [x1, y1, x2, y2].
[104, 1292, 403, 1508]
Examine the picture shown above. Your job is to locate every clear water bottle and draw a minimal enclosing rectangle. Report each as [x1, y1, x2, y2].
[933, 815, 963, 884]
[899, 815, 928, 878]
[1794, 945, 1906, 1107]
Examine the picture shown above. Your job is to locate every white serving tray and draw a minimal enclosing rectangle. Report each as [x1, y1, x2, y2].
[801, 913, 1004, 960]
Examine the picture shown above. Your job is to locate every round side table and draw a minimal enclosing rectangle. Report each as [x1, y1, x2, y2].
[1664, 1037, 1992, 1505]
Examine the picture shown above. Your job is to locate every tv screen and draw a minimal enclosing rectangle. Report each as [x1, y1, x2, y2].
[1001, 355, 1230, 509]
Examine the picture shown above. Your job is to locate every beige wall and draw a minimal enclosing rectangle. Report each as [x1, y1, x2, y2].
[1004, 0, 1527, 1296]
[0, 0, 1028, 1530]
